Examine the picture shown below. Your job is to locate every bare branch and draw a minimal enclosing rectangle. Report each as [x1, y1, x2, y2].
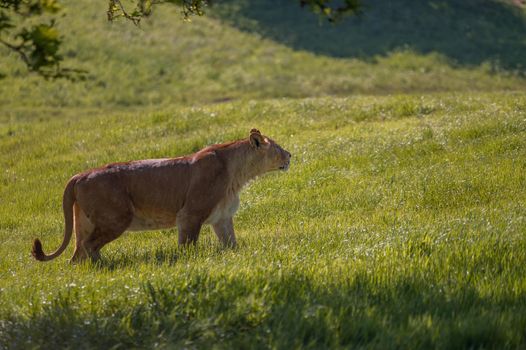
[0, 37, 30, 66]
[108, 0, 142, 25]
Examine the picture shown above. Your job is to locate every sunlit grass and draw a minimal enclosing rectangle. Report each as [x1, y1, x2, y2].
[1, 92, 525, 348]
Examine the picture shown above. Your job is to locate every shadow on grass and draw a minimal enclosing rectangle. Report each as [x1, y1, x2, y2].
[2, 272, 525, 349]
[93, 243, 237, 271]
[213, 0, 526, 71]
[94, 247, 181, 270]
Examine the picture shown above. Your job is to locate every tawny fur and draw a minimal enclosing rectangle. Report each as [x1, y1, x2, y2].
[31, 129, 291, 263]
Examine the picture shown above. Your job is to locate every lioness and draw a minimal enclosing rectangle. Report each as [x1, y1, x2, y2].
[32, 129, 291, 263]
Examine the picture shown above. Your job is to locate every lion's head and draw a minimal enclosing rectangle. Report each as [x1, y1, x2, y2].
[249, 129, 291, 173]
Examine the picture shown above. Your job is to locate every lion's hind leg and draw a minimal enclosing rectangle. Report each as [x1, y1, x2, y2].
[70, 203, 95, 264]
[82, 206, 134, 262]
[73, 182, 134, 262]
[83, 226, 126, 262]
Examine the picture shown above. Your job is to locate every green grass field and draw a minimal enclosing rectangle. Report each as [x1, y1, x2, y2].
[1, 93, 526, 348]
[2, 0, 526, 348]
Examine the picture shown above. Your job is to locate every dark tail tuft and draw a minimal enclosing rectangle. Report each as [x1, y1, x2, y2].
[32, 238, 45, 261]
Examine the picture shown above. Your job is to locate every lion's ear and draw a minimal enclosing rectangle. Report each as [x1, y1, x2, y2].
[250, 129, 265, 148]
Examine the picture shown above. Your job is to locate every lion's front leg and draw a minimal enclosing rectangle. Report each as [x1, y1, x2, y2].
[177, 213, 204, 246]
[212, 217, 237, 248]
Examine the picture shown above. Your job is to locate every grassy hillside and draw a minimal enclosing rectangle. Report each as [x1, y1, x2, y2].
[1, 93, 526, 348]
[1, 0, 526, 112]
[214, 0, 526, 70]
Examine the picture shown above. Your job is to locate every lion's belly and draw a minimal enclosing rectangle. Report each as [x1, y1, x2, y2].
[127, 212, 177, 231]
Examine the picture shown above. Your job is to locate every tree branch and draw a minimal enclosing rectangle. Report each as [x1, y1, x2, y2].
[0, 37, 30, 66]
[108, 0, 142, 25]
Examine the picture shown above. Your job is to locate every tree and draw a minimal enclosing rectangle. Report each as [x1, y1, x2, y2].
[0, 0, 361, 78]
[0, 0, 86, 79]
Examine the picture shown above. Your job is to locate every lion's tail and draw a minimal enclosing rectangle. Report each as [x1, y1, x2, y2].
[32, 176, 77, 262]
